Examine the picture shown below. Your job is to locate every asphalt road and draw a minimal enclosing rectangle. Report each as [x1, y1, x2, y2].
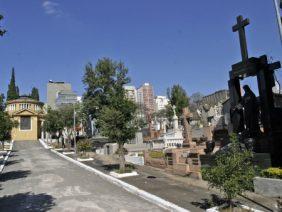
[0, 141, 165, 212]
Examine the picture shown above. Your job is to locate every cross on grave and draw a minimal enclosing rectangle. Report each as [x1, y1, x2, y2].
[232, 15, 250, 61]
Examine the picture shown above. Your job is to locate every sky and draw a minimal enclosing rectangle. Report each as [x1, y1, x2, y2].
[0, 0, 281, 102]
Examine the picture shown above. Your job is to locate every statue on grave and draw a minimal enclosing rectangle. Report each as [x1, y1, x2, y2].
[242, 85, 261, 137]
[230, 101, 244, 134]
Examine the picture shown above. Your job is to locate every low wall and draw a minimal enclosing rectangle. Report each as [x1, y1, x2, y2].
[125, 155, 144, 166]
[254, 177, 282, 197]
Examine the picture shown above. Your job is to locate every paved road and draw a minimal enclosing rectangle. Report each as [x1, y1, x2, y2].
[0, 141, 165, 212]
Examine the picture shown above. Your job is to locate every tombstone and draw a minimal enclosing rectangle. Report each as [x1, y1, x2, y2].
[182, 107, 193, 147]
[229, 15, 282, 166]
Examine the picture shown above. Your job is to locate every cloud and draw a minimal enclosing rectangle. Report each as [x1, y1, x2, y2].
[42, 1, 61, 16]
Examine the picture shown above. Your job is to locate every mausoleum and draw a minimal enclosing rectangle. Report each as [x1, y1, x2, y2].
[6, 96, 45, 141]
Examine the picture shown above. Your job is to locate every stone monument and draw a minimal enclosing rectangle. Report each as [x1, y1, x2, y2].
[229, 15, 282, 166]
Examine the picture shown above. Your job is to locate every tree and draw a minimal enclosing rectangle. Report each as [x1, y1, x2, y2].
[98, 99, 138, 172]
[0, 94, 17, 149]
[83, 58, 137, 172]
[82, 58, 130, 125]
[30, 87, 40, 101]
[7, 68, 19, 101]
[43, 107, 63, 144]
[167, 84, 189, 117]
[58, 104, 79, 148]
[202, 134, 255, 208]
[0, 14, 6, 37]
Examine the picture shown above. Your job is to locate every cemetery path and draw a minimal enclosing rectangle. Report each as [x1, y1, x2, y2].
[0, 141, 165, 212]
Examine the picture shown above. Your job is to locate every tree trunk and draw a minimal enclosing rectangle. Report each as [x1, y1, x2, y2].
[119, 143, 125, 173]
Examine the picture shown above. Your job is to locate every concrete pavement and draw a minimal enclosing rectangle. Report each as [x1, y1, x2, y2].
[0, 141, 165, 211]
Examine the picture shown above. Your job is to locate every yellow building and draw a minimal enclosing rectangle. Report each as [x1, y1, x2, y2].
[6, 97, 45, 141]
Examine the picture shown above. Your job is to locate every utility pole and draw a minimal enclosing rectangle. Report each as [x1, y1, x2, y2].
[74, 108, 77, 158]
[273, 0, 282, 45]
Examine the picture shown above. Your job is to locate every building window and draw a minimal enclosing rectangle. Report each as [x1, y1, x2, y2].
[20, 116, 31, 130]
[20, 103, 31, 110]
[35, 105, 40, 111]
[9, 104, 16, 111]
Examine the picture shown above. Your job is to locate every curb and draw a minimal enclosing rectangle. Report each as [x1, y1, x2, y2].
[0, 140, 14, 173]
[39, 139, 189, 212]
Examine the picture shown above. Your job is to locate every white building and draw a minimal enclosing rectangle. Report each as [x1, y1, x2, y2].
[154, 96, 169, 111]
[151, 106, 184, 150]
[124, 85, 137, 102]
[77, 96, 82, 103]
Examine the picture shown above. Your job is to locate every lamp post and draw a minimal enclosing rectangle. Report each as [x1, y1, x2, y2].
[74, 109, 77, 158]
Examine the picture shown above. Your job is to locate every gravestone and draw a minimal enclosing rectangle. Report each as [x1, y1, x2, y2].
[229, 15, 282, 166]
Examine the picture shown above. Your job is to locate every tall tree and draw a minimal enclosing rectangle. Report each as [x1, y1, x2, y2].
[30, 87, 40, 101]
[82, 58, 130, 125]
[7, 68, 19, 101]
[0, 14, 6, 37]
[83, 58, 137, 172]
[167, 84, 189, 117]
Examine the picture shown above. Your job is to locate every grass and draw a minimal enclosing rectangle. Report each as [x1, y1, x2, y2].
[149, 151, 164, 159]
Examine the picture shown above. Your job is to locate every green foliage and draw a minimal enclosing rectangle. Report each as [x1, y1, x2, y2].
[261, 168, 282, 179]
[0, 14, 6, 36]
[58, 104, 76, 129]
[77, 139, 92, 155]
[30, 87, 40, 101]
[0, 94, 18, 147]
[115, 165, 135, 174]
[83, 58, 138, 171]
[43, 107, 63, 135]
[82, 58, 130, 122]
[149, 151, 165, 158]
[43, 104, 81, 137]
[7, 68, 20, 101]
[167, 84, 189, 117]
[0, 94, 5, 111]
[98, 100, 138, 145]
[202, 134, 255, 203]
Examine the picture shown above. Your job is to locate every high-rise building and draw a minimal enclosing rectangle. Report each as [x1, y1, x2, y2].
[55, 90, 78, 108]
[155, 96, 169, 111]
[47, 81, 77, 109]
[137, 83, 155, 117]
[124, 85, 137, 102]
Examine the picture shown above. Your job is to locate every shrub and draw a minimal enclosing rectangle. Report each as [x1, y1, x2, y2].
[149, 151, 164, 159]
[115, 164, 135, 174]
[77, 139, 92, 156]
[202, 133, 255, 206]
[261, 168, 282, 179]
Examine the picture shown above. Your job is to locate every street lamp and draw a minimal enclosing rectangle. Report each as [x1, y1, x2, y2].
[74, 109, 77, 158]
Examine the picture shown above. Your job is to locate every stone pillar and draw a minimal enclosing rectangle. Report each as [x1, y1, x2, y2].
[182, 107, 192, 147]
[172, 105, 178, 130]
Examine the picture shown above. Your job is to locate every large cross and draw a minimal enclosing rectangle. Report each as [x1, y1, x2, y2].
[232, 15, 250, 61]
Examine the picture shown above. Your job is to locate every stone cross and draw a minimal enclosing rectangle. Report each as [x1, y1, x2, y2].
[232, 15, 250, 61]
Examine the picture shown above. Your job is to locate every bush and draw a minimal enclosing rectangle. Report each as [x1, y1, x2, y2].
[202, 133, 255, 205]
[261, 168, 282, 179]
[149, 151, 164, 158]
[77, 139, 92, 156]
[115, 164, 135, 174]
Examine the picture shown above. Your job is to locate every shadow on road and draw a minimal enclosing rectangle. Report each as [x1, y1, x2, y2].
[0, 192, 56, 211]
[191, 194, 226, 209]
[4, 159, 24, 167]
[0, 170, 31, 182]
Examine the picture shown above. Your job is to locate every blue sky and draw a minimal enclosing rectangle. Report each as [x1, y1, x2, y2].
[0, 0, 281, 101]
